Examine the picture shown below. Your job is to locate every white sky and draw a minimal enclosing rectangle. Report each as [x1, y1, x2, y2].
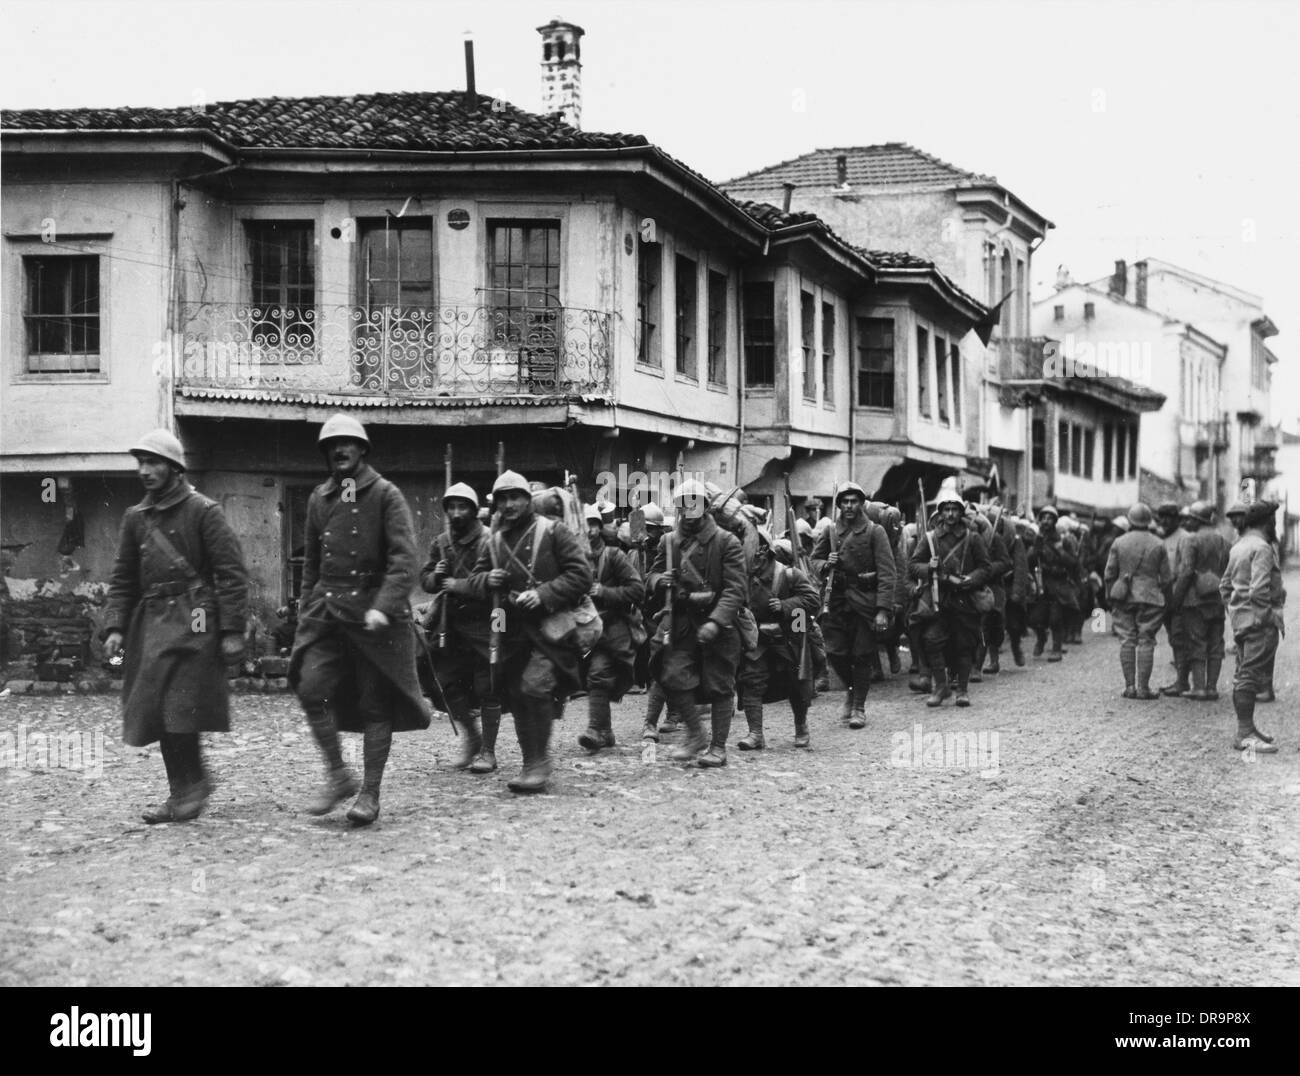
[4, 0, 1297, 424]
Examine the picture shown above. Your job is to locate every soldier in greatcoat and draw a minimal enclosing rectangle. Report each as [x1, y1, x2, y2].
[288, 415, 430, 826]
[646, 480, 748, 767]
[104, 429, 248, 823]
[908, 487, 992, 707]
[978, 505, 1028, 674]
[419, 481, 492, 770]
[1220, 500, 1285, 753]
[736, 531, 820, 750]
[1026, 505, 1079, 662]
[1102, 503, 1172, 700]
[1170, 500, 1230, 700]
[811, 482, 897, 727]
[579, 505, 645, 752]
[1155, 502, 1192, 695]
[464, 471, 593, 792]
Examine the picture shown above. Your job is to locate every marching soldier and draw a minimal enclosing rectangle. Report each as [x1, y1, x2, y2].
[736, 531, 820, 750]
[1026, 505, 1078, 662]
[288, 416, 430, 826]
[466, 471, 593, 792]
[419, 481, 493, 770]
[646, 480, 748, 767]
[979, 505, 1028, 674]
[967, 510, 1004, 682]
[1103, 503, 1171, 699]
[103, 429, 249, 824]
[1155, 503, 1191, 696]
[908, 487, 991, 707]
[812, 482, 897, 727]
[1220, 501, 1285, 753]
[579, 505, 645, 752]
[1170, 500, 1230, 701]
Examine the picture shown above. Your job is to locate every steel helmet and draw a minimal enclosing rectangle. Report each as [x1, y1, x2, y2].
[1156, 502, 1181, 517]
[934, 488, 965, 510]
[835, 481, 868, 506]
[673, 479, 712, 512]
[1111, 515, 1131, 532]
[641, 502, 665, 526]
[1126, 503, 1153, 528]
[1225, 500, 1250, 518]
[317, 414, 370, 448]
[1185, 500, 1213, 524]
[795, 518, 814, 537]
[443, 482, 479, 509]
[1037, 504, 1060, 520]
[492, 470, 531, 499]
[617, 521, 632, 545]
[753, 526, 774, 548]
[130, 429, 187, 471]
[583, 503, 604, 525]
[773, 537, 795, 564]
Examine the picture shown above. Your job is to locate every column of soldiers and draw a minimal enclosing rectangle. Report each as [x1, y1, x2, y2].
[101, 419, 1289, 826]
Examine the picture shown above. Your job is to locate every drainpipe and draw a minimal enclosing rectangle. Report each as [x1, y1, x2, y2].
[736, 265, 746, 488]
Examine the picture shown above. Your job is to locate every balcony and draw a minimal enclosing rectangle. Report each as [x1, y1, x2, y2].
[1195, 418, 1230, 451]
[995, 337, 1051, 381]
[1240, 450, 1278, 482]
[176, 303, 612, 398]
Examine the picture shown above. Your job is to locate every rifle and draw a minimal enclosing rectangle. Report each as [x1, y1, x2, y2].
[487, 522, 502, 696]
[659, 530, 675, 646]
[918, 478, 940, 609]
[784, 472, 812, 681]
[822, 483, 839, 616]
[438, 443, 453, 650]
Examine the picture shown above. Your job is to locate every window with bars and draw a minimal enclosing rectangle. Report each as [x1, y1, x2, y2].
[247, 221, 316, 349]
[1128, 422, 1138, 477]
[935, 333, 949, 425]
[856, 316, 894, 409]
[638, 241, 661, 367]
[1103, 422, 1114, 480]
[675, 254, 697, 378]
[23, 255, 100, 372]
[1032, 418, 1046, 470]
[743, 282, 775, 387]
[950, 342, 961, 427]
[1084, 428, 1096, 479]
[917, 326, 931, 418]
[801, 291, 817, 400]
[1059, 421, 1070, 474]
[1116, 424, 1128, 480]
[821, 301, 835, 406]
[707, 270, 727, 386]
[1071, 423, 1084, 476]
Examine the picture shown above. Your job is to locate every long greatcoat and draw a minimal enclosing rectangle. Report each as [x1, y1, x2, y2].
[745, 556, 820, 703]
[586, 543, 646, 701]
[104, 480, 248, 747]
[464, 507, 594, 702]
[646, 515, 747, 698]
[288, 463, 430, 733]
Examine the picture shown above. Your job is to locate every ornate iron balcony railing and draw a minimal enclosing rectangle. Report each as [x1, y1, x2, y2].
[177, 303, 612, 397]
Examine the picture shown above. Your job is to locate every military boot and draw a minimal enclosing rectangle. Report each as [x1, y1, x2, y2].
[926, 666, 953, 707]
[578, 692, 616, 752]
[970, 643, 986, 683]
[142, 735, 188, 824]
[848, 665, 870, 729]
[1181, 663, 1210, 701]
[737, 703, 765, 750]
[307, 765, 360, 816]
[839, 688, 855, 724]
[468, 702, 501, 773]
[448, 705, 483, 770]
[1159, 663, 1190, 697]
[1232, 689, 1277, 753]
[983, 646, 1001, 675]
[1204, 658, 1223, 701]
[508, 700, 555, 793]
[697, 697, 732, 768]
[1009, 634, 1026, 666]
[792, 697, 811, 748]
[669, 693, 707, 761]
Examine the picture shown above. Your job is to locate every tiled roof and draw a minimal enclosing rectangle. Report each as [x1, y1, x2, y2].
[1, 91, 649, 152]
[721, 143, 995, 192]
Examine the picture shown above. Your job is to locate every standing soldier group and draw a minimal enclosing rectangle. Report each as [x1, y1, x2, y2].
[101, 422, 1290, 825]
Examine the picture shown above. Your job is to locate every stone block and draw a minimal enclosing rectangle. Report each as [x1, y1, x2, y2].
[3, 680, 34, 695]
[29, 682, 61, 695]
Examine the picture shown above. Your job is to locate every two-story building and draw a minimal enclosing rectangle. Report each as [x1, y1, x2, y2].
[1034, 263, 1228, 511]
[721, 142, 1053, 509]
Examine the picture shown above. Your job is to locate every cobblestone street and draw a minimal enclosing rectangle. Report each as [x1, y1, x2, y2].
[3, 577, 1298, 987]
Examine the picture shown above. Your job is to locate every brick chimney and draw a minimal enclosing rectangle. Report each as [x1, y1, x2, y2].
[1135, 260, 1148, 308]
[1110, 259, 1126, 298]
[835, 154, 849, 188]
[538, 19, 584, 129]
